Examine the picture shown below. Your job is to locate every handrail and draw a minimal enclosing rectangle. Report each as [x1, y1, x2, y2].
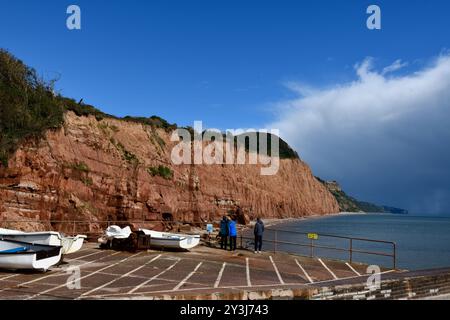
[240, 229, 397, 270]
[267, 228, 396, 245]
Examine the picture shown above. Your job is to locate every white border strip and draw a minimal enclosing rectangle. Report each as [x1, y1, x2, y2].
[128, 258, 181, 294]
[26, 252, 137, 300]
[246, 258, 252, 287]
[172, 262, 203, 291]
[66, 251, 103, 262]
[346, 263, 362, 276]
[295, 259, 314, 284]
[0, 274, 19, 282]
[84, 269, 400, 299]
[269, 256, 285, 285]
[77, 254, 162, 299]
[214, 263, 226, 288]
[318, 258, 339, 280]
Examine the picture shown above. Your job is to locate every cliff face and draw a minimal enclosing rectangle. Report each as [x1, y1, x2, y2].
[0, 112, 339, 232]
[318, 179, 408, 214]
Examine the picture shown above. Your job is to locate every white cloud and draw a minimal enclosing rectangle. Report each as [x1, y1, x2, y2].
[382, 59, 409, 75]
[269, 54, 450, 213]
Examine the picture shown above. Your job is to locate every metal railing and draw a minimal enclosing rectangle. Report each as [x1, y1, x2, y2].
[239, 228, 397, 269]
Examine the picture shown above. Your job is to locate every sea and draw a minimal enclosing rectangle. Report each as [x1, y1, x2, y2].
[258, 213, 450, 271]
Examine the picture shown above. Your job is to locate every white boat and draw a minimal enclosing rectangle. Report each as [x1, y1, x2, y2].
[61, 235, 88, 254]
[0, 228, 87, 255]
[98, 226, 201, 250]
[139, 229, 201, 250]
[98, 226, 132, 245]
[0, 239, 62, 272]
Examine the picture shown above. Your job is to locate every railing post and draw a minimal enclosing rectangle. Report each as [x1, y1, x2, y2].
[393, 243, 397, 270]
[274, 230, 277, 254]
[350, 238, 353, 264]
[73, 221, 76, 236]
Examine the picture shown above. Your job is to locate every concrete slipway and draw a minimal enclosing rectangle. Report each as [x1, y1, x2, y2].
[0, 243, 448, 300]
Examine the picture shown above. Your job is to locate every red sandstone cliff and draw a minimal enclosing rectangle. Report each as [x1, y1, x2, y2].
[0, 112, 339, 232]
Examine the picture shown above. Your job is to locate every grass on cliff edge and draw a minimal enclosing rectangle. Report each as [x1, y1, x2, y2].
[0, 49, 64, 166]
[0, 49, 176, 167]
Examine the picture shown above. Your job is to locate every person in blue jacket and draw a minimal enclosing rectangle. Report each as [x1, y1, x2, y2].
[219, 216, 229, 250]
[228, 216, 237, 251]
[254, 217, 265, 253]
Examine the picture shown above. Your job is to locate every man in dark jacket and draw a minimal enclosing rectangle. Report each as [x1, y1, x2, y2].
[219, 216, 229, 250]
[254, 218, 265, 253]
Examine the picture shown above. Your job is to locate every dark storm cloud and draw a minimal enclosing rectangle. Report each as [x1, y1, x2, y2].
[270, 54, 450, 214]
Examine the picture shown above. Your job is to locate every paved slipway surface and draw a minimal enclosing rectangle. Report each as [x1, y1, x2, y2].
[3, 242, 450, 300]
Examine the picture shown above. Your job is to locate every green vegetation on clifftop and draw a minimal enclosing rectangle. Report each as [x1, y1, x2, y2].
[0, 49, 176, 167]
[0, 49, 64, 166]
[1, 49, 301, 170]
[234, 132, 299, 160]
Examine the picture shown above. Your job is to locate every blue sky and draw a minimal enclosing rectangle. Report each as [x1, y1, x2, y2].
[1, 1, 450, 213]
[1, 0, 448, 128]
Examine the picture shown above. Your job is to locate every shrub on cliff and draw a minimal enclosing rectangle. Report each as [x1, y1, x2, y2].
[123, 115, 177, 131]
[63, 161, 90, 173]
[147, 165, 174, 180]
[57, 96, 112, 122]
[234, 132, 299, 160]
[0, 49, 64, 167]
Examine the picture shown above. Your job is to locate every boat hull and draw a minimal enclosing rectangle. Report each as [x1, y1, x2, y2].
[0, 232, 62, 247]
[0, 240, 62, 272]
[0, 229, 86, 255]
[61, 235, 87, 254]
[140, 229, 201, 250]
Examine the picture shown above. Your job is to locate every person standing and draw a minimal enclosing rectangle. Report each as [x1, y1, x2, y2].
[228, 216, 237, 251]
[254, 218, 265, 253]
[219, 216, 229, 250]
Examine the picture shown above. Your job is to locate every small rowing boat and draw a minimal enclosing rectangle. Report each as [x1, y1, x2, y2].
[139, 229, 200, 250]
[0, 228, 87, 255]
[98, 226, 201, 251]
[0, 239, 62, 272]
